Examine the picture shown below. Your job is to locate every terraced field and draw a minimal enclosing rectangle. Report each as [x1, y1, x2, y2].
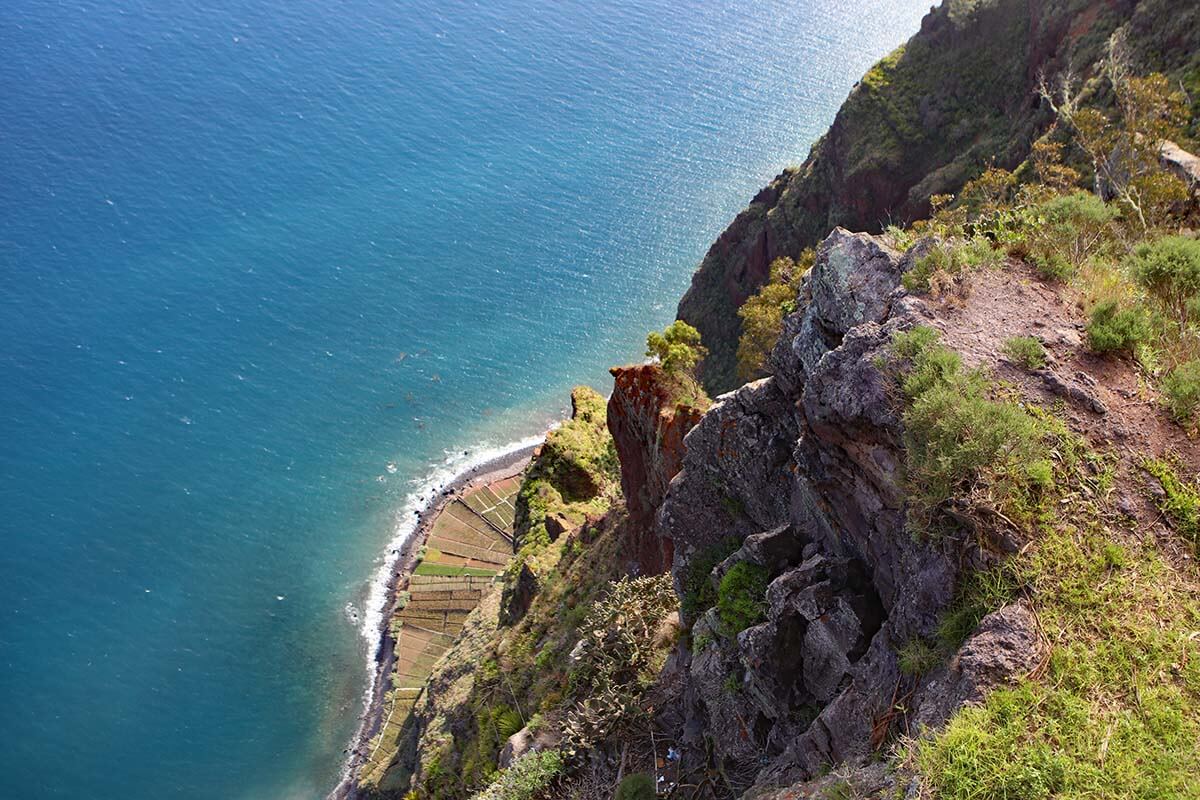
[358, 474, 521, 790]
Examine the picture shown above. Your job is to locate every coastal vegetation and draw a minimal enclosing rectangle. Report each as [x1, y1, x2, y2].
[645, 321, 709, 407]
[735, 253, 812, 381]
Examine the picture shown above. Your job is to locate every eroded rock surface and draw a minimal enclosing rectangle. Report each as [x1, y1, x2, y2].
[659, 227, 1032, 794]
[607, 364, 704, 573]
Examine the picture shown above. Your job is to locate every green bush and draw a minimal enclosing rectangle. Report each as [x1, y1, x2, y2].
[680, 537, 740, 621]
[1031, 251, 1074, 282]
[1002, 336, 1047, 370]
[892, 327, 1061, 532]
[736, 253, 812, 381]
[1126, 235, 1200, 323]
[615, 773, 656, 800]
[1034, 192, 1119, 277]
[472, 749, 564, 800]
[1161, 360, 1200, 423]
[1086, 300, 1152, 355]
[716, 562, 769, 634]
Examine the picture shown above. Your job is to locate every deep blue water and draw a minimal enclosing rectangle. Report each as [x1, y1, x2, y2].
[0, 1, 927, 797]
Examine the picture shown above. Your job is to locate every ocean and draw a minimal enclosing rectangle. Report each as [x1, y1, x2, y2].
[0, 1, 927, 797]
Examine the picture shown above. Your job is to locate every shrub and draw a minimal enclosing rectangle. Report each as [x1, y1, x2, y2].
[1030, 251, 1074, 282]
[716, 562, 769, 634]
[902, 238, 1001, 295]
[892, 327, 1060, 531]
[1161, 360, 1200, 423]
[472, 749, 564, 800]
[903, 245, 954, 294]
[614, 773, 656, 800]
[561, 575, 677, 750]
[1126, 235, 1200, 324]
[736, 253, 813, 381]
[1002, 336, 1047, 370]
[1086, 300, 1152, 355]
[680, 537, 740, 621]
[1036, 192, 1119, 273]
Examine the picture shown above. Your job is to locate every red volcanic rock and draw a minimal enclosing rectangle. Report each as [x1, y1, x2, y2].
[607, 364, 704, 574]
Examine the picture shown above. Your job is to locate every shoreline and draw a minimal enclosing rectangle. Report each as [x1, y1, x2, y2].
[331, 439, 541, 800]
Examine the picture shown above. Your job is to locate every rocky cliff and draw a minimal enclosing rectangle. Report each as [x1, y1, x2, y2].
[358, 1, 1200, 797]
[661, 231, 1022, 794]
[606, 364, 705, 574]
[680, 0, 1200, 394]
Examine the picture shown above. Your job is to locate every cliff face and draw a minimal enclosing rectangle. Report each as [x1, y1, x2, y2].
[361, 2, 1200, 797]
[605, 364, 704, 574]
[679, 0, 1195, 394]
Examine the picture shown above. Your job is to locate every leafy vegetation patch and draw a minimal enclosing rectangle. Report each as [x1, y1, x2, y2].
[716, 562, 769, 635]
[1001, 335, 1047, 370]
[680, 536, 741, 622]
[471, 750, 564, 800]
[736, 252, 813, 381]
[891, 327, 1074, 533]
[614, 773, 656, 800]
[508, 386, 618, 582]
[1143, 458, 1200, 550]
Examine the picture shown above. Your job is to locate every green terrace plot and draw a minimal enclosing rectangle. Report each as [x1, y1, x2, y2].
[358, 474, 522, 792]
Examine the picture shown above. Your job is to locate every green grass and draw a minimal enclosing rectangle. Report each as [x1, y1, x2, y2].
[919, 516, 1200, 799]
[1143, 458, 1200, 550]
[902, 237, 1001, 295]
[472, 749, 564, 800]
[413, 562, 498, 578]
[897, 638, 942, 676]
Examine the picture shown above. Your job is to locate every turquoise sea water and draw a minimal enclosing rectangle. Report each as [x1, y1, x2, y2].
[0, 2, 927, 797]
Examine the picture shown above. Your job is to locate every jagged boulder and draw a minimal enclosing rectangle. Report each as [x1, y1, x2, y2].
[910, 601, 1045, 734]
[659, 376, 799, 604]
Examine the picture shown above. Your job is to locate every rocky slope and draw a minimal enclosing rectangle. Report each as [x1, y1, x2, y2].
[661, 231, 1037, 795]
[353, 2, 1200, 797]
[680, 0, 1200, 394]
[653, 221, 1200, 798]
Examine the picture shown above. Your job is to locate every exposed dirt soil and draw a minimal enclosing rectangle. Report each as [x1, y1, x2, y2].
[917, 261, 1200, 571]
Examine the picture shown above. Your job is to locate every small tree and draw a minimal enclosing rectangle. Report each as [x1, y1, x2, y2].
[1037, 32, 1188, 230]
[1126, 235, 1200, 324]
[646, 320, 706, 376]
[1029, 129, 1082, 192]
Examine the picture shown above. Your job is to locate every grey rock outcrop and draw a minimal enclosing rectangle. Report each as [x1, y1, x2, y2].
[658, 227, 1022, 794]
[910, 601, 1044, 734]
